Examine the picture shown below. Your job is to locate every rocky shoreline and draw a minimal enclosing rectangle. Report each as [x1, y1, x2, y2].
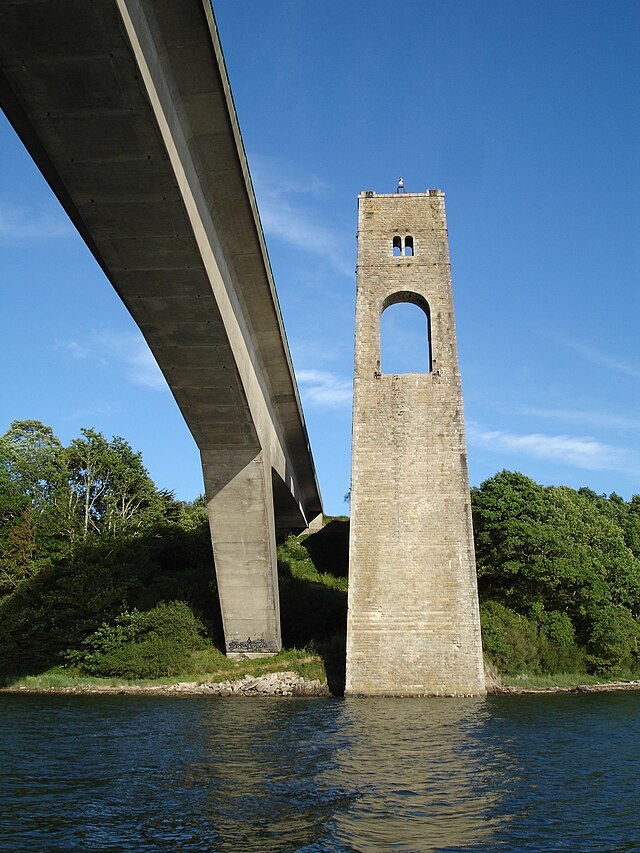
[496, 679, 640, 695]
[1, 671, 331, 697]
[3, 672, 640, 698]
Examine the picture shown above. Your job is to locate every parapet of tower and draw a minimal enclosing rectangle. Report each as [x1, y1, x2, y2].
[346, 189, 486, 697]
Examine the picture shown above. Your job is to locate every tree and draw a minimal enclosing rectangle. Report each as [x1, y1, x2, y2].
[0, 420, 70, 579]
[1, 420, 66, 507]
[0, 506, 36, 595]
[66, 429, 113, 540]
[472, 471, 640, 675]
[65, 430, 166, 540]
[103, 436, 165, 538]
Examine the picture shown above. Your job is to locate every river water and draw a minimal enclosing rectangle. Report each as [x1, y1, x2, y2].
[1, 692, 639, 852]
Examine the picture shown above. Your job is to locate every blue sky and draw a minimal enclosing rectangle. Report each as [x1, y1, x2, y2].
[2, 1, 640, 514]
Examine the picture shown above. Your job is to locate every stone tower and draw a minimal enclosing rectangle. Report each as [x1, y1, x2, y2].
[346, 189, 485, 697]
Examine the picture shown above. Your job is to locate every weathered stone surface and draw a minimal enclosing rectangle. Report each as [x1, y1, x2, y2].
[346, 191, 486, 697]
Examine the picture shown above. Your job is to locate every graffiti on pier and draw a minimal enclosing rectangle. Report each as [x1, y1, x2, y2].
[228, 637, 268, 653]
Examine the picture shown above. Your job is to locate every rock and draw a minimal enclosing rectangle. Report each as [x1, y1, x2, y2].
[483, 662, 503, 695]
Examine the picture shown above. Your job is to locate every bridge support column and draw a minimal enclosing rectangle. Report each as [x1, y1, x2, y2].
[201, 448, 281, 659]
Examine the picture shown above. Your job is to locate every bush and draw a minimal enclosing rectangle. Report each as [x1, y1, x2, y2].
[480, 600, 541, 674]
[537, 610, 585, 673]
[66, 600, 210, 679]
[586, 604, 640, 676]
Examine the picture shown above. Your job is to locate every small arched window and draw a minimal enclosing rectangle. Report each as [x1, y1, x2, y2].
[404, 235, 414, 256]
[392, 236, 402, 257]
[380, 291, 431, 374]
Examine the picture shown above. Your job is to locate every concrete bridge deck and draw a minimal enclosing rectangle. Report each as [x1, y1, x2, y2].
[0, 0, 323, 656]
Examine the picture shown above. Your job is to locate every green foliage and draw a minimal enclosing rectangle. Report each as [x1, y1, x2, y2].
[0, 507, 36, 594]
[65, 601, 209, 679]
[1, 647, 330, 690]
[4, 413, 640, 687]
[481, 602, 586, 675]
[537, 610, 585, 673]
[1, 420, 66, 508]
[473, 471, 640, 677]
[277, 534, 347, 647]
[0, 488, 217, 677]
[586, 604, 640, 675]
[0, 421, 175, 604]
[1, 420, 71, 576]
[278, 533, 348, 591]
[480, 600, 541, 674]
[66, 428, 165, 540]
[302, 518, 350, 579]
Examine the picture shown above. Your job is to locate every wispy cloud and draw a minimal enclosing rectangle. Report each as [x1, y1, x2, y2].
[250, 155, 353, 277]
[260, 203, 353, 277]
[0, 202, 73, 241]
[61, 330, 166, 391]
[61, 403, 119, 422]
[66, 340, 93, 360]
[296, 369, 351, 408]
[564, 340, 640, 380]
[468, 423, 632, 472]
[251, 155, 330, 199]
[521, 406, 640, 431]
[289, 336, 349, 369]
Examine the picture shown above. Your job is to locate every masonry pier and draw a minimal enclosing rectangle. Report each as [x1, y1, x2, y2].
[346, 190, 486, 696]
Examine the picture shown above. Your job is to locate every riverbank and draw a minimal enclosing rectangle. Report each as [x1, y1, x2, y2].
[497, 679, 640, 695]
[3, 672, 640, 697]
[0, 670, 331, 697]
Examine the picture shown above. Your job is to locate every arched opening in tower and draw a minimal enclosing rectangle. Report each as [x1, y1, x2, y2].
[380, 296, 431, 374]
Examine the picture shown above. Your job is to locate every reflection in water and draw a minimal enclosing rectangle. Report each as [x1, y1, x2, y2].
[327, 699, 508, 851]
[163, 697, 508, 851]
[190, 698, 355, 851]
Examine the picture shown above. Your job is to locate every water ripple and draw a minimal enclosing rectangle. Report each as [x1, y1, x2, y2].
[1, 692, 640, 851]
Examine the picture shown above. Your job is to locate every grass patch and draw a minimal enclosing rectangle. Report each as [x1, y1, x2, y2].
[278, 533, 347, 592]
[0, 667, 140, 690]
[189, 648, 327, 683]
[501, 670, 640, 689]
[1, 649, 328, 691]
[301, 518, 349, 580]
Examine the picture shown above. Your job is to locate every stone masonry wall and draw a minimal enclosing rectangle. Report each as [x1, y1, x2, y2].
[346, 191, 485, 696]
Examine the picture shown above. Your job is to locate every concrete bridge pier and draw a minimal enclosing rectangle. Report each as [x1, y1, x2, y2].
[201, 448, 281, 659]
